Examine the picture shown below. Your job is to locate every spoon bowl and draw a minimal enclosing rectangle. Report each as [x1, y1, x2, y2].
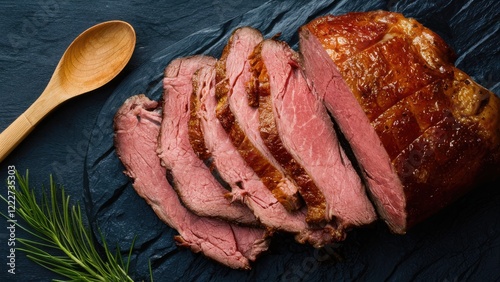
[0, 20, 136, 162]
[58, 21, 136, 95]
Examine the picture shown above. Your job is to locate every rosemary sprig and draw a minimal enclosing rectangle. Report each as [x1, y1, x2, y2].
[1, 171, 136, 281]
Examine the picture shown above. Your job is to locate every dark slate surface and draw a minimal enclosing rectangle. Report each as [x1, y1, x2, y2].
[1, 0, 499, 281]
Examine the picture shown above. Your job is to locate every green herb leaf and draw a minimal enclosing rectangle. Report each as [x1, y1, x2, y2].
[1, 171, 137, 281]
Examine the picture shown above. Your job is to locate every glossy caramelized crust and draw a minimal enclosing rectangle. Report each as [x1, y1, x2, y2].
[305, 11, 500, 227]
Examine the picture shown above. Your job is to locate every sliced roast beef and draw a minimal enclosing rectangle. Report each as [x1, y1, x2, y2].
[114, 95, 269, 269]
[248, 39, 376, 228]
[300, 11, 500, 233]
[157, 55, 259, 225]
[214, 27, 302, 212]
[188, 64, 344, 247]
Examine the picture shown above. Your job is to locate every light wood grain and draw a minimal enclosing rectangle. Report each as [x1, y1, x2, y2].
[0, 20, 135, 163]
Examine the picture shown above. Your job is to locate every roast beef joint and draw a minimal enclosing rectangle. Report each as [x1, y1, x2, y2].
[114, 11, 500, 269]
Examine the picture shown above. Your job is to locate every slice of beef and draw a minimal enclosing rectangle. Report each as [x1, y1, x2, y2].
[300, 11, 500, 233]
[189, 65, 343, 247]
[249, 39, 376, 228]
[247, 40, 325, 224]
[157, 55, 259, 225]
[114, 95, 269, 269]
[215, 27, 303, 212]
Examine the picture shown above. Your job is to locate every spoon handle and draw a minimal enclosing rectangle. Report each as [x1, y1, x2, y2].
[0, 91, 61, 163]
[0, 114, 37, 163]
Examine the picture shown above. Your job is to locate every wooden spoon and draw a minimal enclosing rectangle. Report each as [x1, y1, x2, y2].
[0, 20, 136, 163]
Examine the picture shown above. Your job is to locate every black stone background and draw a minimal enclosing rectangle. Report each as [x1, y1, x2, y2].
[0, 0, 499, 281]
